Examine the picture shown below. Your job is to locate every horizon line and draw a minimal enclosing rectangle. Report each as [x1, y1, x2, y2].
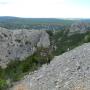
[0, 16, 90, 19]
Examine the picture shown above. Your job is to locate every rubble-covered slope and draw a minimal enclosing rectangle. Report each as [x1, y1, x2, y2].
[0, 27, 50, 68]
[11, 43, 90, 90]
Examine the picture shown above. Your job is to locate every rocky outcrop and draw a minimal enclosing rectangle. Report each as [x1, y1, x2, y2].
[69, 22, 87, 34]
[11, 43, 90, 90]
[0, 27, 50, 68]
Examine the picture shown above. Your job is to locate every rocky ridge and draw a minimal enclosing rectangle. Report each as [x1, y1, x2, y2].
[0, 27, 50, 68]
[69, 22, 89, 34]
[11, 43, 90, 90]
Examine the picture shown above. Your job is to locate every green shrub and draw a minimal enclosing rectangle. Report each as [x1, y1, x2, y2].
[0, 79, 7, 90]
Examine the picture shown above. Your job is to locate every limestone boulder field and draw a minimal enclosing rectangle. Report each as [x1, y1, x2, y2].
[0, 27, 50, 68]
[11, 43, 90, 90]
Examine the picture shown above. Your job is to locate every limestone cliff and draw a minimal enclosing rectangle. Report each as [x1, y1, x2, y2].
[0, 27, 50, 68]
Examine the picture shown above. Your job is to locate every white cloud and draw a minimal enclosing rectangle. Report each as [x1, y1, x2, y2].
[0, 0, 90, 18]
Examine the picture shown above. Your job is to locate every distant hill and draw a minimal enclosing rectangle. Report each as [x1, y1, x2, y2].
[0, 16, 77, 24]
[0, 16, 78, 29]
[0, 16, 90, 30]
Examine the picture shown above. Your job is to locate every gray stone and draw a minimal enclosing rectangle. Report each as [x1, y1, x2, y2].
[11, 43, 90, 90]
[0, 27, 50, 68]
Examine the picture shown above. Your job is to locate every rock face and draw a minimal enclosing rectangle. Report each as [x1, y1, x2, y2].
[69, 22, 87, 34]
[0, 27, 50, 68]
[11, 43, 90, 90]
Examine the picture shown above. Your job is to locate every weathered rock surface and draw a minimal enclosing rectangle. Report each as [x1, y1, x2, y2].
[11, 43, 90, 90]
[69, 22, 88, 34]
[0, 27, 50, 68]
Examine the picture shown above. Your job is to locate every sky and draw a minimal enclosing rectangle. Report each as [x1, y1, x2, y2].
[0, 0, 90, 18]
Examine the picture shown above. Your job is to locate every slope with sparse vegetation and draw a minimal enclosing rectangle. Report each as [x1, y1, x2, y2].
[1, 29, 90, 90]
[0, 47, 53, 90]
[0, 20, 90, 89]
[47, 30, 90, 55]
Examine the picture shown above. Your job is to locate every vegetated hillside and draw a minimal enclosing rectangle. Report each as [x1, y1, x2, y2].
[47, 29, 90, 55]
[0, 17, 75, 24]
[0, 16, 78, 29]
[11, 43, 90, 90]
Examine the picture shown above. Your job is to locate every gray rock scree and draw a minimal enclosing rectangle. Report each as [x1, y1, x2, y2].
[11, 43, 90, 90]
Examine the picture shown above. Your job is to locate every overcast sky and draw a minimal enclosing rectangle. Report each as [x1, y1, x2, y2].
[0, 0, 90, 18]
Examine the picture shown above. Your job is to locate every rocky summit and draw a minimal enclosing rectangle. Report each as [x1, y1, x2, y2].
[0, 27, 50, 68]
[11, 43, 90, 90]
